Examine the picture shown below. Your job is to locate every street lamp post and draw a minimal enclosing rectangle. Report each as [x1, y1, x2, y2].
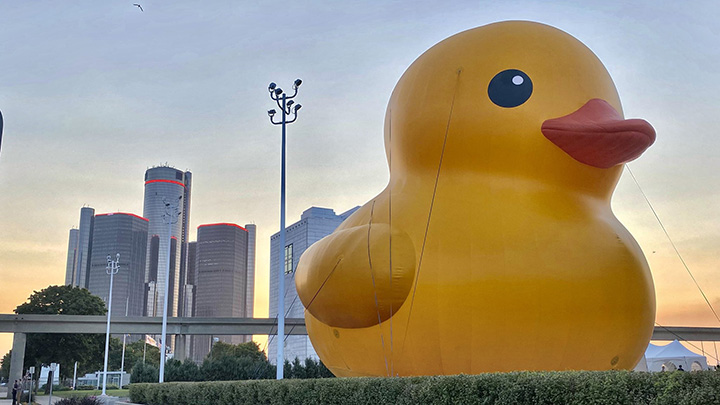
[158, 196, 181, 383]
[267, 79, 302, 380]
[28, 366, 34, 405]
[102, 254, 119, 396]
[120, 298, 129, 387]
[72, 362, 78, 390]
[48, 363, 57, 405]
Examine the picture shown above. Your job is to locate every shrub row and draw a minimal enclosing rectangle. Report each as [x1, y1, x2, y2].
[129, 370, 720, 405]
[55, 397, 103, 405]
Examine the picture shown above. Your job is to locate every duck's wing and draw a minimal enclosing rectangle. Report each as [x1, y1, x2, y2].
[295, 198, 415, 329]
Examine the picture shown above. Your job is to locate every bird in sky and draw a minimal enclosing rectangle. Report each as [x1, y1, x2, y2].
[133, 3, 143, 12]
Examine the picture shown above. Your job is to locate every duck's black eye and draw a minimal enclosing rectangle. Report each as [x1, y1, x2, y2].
[488, 69, 532, 108]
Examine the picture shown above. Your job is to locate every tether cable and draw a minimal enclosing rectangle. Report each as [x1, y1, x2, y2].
[627, 166, 720, 325]
[653, 322, 720, 364]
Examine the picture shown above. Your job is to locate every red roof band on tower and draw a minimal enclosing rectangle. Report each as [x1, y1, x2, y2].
[144, 179, 187, 188]
[197, 223, 248, 232]
[95, 212, 149, 222]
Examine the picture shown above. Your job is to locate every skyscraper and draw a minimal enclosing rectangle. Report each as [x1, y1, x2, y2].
[184, 241, 197, 319]
[64, 228, 79, 286]
[183, 241, 197, 361]
[245, 224, 257, 318]
[268, 206, 358, 364]
[142, 166, 192, 321]
[192, 223, 255, 362]
[64, 206, 95, 288]
[87, 212, 148, 319]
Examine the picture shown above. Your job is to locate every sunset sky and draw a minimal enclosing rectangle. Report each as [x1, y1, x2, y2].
[1, 1, 720, 361]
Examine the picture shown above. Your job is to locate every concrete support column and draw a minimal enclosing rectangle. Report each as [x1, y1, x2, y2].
[175, 335, 186, 361]
[6, 332, 26, 399]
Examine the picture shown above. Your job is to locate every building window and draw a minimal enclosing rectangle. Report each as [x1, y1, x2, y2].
[284, 244, 293, 274]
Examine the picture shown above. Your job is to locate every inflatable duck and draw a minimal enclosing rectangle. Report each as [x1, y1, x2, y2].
[295, 21, 656, 377]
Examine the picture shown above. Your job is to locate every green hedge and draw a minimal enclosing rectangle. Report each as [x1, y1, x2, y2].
[129, 370, 720, 405]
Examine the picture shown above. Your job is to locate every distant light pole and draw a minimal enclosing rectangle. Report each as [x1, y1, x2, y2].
[102, 254, 119, 396]
[72, 362, 78, 390]
[158, 196, 181, 383]
[267, 78, 303, 380]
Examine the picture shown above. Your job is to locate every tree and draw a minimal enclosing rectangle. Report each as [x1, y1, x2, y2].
[283, 360, 292, 379]
[130, 361, 158, 383]
[200, 341, 275, 381]
[317, 359, 334, 378]
[284, 357, 334, 379]
[206, 341, 267, 362]
[289, 357, 306, 379]
[15, 285, 107, 379]
[1, 350, 10, 381]
[16, 285, 106, 315]
[165, 358, 200, 382]
[303, 357, 318, 378]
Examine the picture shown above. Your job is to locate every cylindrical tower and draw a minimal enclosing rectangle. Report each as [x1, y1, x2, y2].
[192, 223, 249, 361]
[88, 212, 149, 319]
[142, 166, 191, 320]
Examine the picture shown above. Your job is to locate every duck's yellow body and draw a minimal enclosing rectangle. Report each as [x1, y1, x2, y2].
[295, 21, 656, 377]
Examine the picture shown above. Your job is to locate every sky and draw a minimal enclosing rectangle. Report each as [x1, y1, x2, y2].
[1, 0, 720, 361]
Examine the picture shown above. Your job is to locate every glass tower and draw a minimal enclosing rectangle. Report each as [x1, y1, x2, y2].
[65, 206, 95, 288]
[192, 223, 252, 362]
[245, 224, 257, 318]
[87, 212, 149, 319]
[64, 228, 80, 286]
[142, 166, 192, 321]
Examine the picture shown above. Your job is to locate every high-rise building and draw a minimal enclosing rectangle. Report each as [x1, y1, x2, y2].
[64, 228, 79, 286]
[142, 166, 192, 321]
[184, 241, 197, 361]
[185, 241, 197, 318]
[87, 213, 149, 319]
[192, 223, 255, 362]
[245, 224, 257, 318]
[64, 207, 95, 288]
[268, 206, 358, 364]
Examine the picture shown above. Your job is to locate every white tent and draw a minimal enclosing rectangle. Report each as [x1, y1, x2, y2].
[635, 340, 708, 372]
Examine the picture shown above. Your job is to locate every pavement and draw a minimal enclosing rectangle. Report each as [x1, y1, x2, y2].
[0, 394, 133, 405]
[0, 394, 61, 404]
[0, 387, 135, 405]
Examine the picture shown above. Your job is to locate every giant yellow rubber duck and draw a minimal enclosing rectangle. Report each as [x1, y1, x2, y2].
[295, 21, 656, 377]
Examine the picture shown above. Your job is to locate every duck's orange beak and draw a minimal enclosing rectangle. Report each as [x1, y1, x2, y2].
[541, 99, 656, 169]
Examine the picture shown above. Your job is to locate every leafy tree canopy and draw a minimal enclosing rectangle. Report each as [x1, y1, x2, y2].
[164, 358, 202, 382]
[14, 285, 107, 379]
[130, 361, 158, 384]
[201, 341, 274, 381]
[1, 350, 11, 380]
[15, 285, 107, 315]
[284, 357, 334, 379]
[206, 341, 267, 362]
